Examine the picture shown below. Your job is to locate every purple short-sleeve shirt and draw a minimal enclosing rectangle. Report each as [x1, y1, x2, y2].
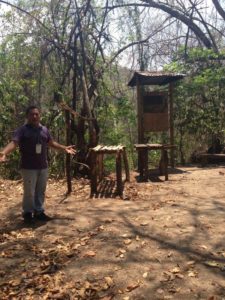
[12, 124, 52, 169]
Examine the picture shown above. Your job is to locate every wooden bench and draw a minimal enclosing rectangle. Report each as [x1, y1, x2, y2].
[89, 145, 130, 196]
[197, 153, 225, 166]
[135, 143, 176, 181]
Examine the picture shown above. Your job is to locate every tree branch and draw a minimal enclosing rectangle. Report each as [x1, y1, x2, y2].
[107, 1, 214, 49]
[108, 17, 176, 65]
[212, 0, 225, 21]
[0, 0, 50, 33]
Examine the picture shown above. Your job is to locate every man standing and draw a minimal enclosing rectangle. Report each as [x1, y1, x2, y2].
[0, 105, 76, 223]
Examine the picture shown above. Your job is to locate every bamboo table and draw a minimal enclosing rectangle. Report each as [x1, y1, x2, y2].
[90, 145, 130, 196]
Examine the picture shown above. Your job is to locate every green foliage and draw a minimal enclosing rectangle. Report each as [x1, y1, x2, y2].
[165, 47, 225, 162]
[97, 92, 137, 171]
[0, 151, 21, 179]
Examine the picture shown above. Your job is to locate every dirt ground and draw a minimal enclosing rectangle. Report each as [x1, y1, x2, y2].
[0, 165, 225, 300]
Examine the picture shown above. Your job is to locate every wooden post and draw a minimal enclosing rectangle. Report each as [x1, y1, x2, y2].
[90, 150, 97, 194]
[137, 80, 144, 144]
[161, 148, 168, 181]
[143, 148, 148, 181]
[169, 83, 175, 168]
[137, 79, 144, 171]
[65, 110, 72, 194]
[122, 148, 130, 182]
[139, 147, 148, 181]
[116, 151, 123, 196]
[97, 153, 104, 181]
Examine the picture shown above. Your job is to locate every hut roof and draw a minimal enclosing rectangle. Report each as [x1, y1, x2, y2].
[128, 71, 185, 87]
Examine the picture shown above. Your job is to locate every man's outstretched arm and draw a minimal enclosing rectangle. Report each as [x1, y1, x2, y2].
[48, 140, 76, 155]
[0, 141, 18, 162]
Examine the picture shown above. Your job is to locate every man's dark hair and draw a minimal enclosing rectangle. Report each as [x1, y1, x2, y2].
[25, 105, 40, 116]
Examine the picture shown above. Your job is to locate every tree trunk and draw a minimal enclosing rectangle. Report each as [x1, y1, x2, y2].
[65, 110, 72, 194]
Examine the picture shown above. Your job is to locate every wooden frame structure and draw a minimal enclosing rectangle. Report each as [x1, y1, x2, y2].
[128, 71, 184, 168]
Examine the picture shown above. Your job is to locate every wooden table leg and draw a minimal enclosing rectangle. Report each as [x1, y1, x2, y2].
[116, 151, 123, 196]
[138, 148, 148, 180]
[160, 148, 168, 181]
[98, 153, 104, 181]
[139, 150, 144, 178]
[142, 148, 148, 181]
[122, 148, 130, 182]
[164, 150, 168, 181]
[90, 151, 98, 194]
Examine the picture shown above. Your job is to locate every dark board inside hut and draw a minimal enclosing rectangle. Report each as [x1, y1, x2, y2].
[142, 92, 169, 132]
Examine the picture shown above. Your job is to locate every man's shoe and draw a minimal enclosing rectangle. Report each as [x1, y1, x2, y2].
[34, 212, 52, 221]
[23, 212, 34, 224]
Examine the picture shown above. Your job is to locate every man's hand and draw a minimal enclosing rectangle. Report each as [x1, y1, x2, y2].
[65, 145, 76, 155]
[0, 152, 7, 162]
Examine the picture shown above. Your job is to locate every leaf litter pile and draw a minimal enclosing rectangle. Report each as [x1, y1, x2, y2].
[1, 167, 225, 299]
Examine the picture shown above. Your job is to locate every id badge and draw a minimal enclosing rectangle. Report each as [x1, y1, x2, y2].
[36, 144, 42, 154]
